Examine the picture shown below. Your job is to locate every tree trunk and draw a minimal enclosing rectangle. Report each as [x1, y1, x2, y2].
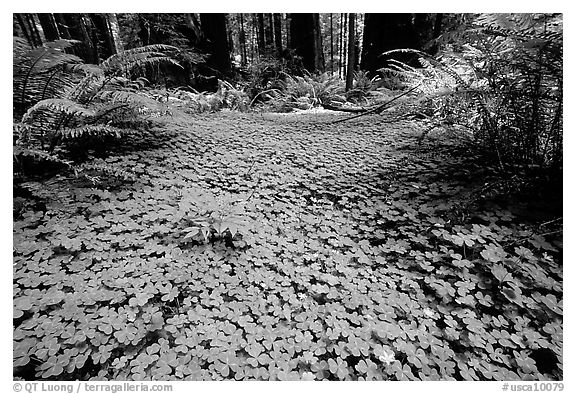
[413, 13, 436, 52]
[15, 14, 43, 47]
[265, 14, 274, 53]
[345, 13, 356, 91]
[37, 13, 60, 41]
[89, 14, 116, 61]
[251, 15, 256, 62]
[53, 14, 71, 39]
[27, 14, 44, 44]
[285, 14, 291, 54]
[289, 13, 322, 73]
[107, 13, 124, 53]
[338, 13, 343, 78]
[228, 19, 234, 56]
[361, 13, 417, 75]
[63, 14, 98, 63]
[199, 13, 231, 74]
[312, 14, 324, 72]
[239, 14, 247, 65]
[330, 13, 334, 74]
[343, 13, 348, 79]
[15, 14, 35, 46]
[273, 13, 283, 56]
[256, 13, 265, 56]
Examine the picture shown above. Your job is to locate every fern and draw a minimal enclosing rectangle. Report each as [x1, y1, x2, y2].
[14, 38, 180, 178]
[13, 38, 83, 116]
[377, 13, 562, 169]
[58, 125, 124, 139]
[22, 98, 94, 122]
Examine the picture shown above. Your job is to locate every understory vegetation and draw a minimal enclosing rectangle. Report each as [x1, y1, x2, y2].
[13, 13, 562, 382]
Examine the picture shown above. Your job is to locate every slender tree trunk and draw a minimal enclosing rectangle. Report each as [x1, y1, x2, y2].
[251, 15, 256, 62]
[107, 13, 123, 53]
[37, 13, 60, 41]
[239, 14, 247, 65]
[256, 13, 265, 56]
[273, 13, 282, 56]
[89, 14, 116, 61]
[15, 14, 34, 46]
[85, 16, 102, 63]
[343, 13, 348, 80]
[64, 14, 98, 63]
[338, 13, 344, 78]
[345, 13, 356, 92]
[27, 14, 44, 44]
[53, 14, 71, 39]
[265, 13, 274, 53]
[312, 13, 324, 72]
[227, 18, 234, 56]
[330, 13, 334, 74]
[285, 14, 290, 53]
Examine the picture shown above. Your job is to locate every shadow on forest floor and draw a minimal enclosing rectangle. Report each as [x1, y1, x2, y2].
[13, 110, 562, 381]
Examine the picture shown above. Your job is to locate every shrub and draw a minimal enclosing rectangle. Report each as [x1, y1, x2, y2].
[379, 13, 563, 170]
[13, 38, 180, 174]
[264, 72, 345, 112]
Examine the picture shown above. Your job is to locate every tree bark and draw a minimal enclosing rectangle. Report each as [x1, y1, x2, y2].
[107, 13, 124, 53]
[238, 14, 247, 65]
[265, 14, 274, 53]
[312, 14, 324, 72]
[37, 13, 60, 41]
[199, 13, 231, 74]
[339, 13, 343, 78]
[256, 13, 265, 56]
[27, 14, 44, 45]
[89, 14, 116, 61]
[361, 13, 417, 75]
[15, 14, 34, 46]
[53, 14, 71, 39]
[63, 13, 98, 63]
[330, 13, 334, 74]
[345, 13, 356, 92]
[273, 13, 283, 56]
[343, 13, 348, 79]
[289, 13, 320, 73]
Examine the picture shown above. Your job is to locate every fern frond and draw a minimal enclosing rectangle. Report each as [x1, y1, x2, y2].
[101, 44, 182, 76]
[59, 125, 123, 139]
[22, 98, 94, 123]
[13, 146, 73, 167]
[95, 90, 160, 106]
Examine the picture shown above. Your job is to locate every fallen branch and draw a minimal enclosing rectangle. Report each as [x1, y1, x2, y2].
[320, 102, 367, 113]
[330, 83, 422, 124]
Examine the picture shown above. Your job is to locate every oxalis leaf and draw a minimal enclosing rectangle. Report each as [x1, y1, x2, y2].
[491, 264, 513, 283]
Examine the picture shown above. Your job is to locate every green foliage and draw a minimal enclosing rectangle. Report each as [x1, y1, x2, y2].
[14, 111, 562, 381]
[13, 38, 180, 175]
[379, 13, 563, 170]
[166, 80, 249, 113]
[264, 72, 345, 112]
[244, 56, 291, 103]
[177, 189, 250, 244]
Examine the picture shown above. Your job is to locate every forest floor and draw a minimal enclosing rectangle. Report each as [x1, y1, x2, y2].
[13, 110, 562, 381]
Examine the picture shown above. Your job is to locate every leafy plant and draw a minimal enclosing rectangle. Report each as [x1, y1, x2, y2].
[176, 189, 250, 244]
[13, 101, 562, 381]
[379, 13, 563, 170]
[13, 37, 181, 174]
